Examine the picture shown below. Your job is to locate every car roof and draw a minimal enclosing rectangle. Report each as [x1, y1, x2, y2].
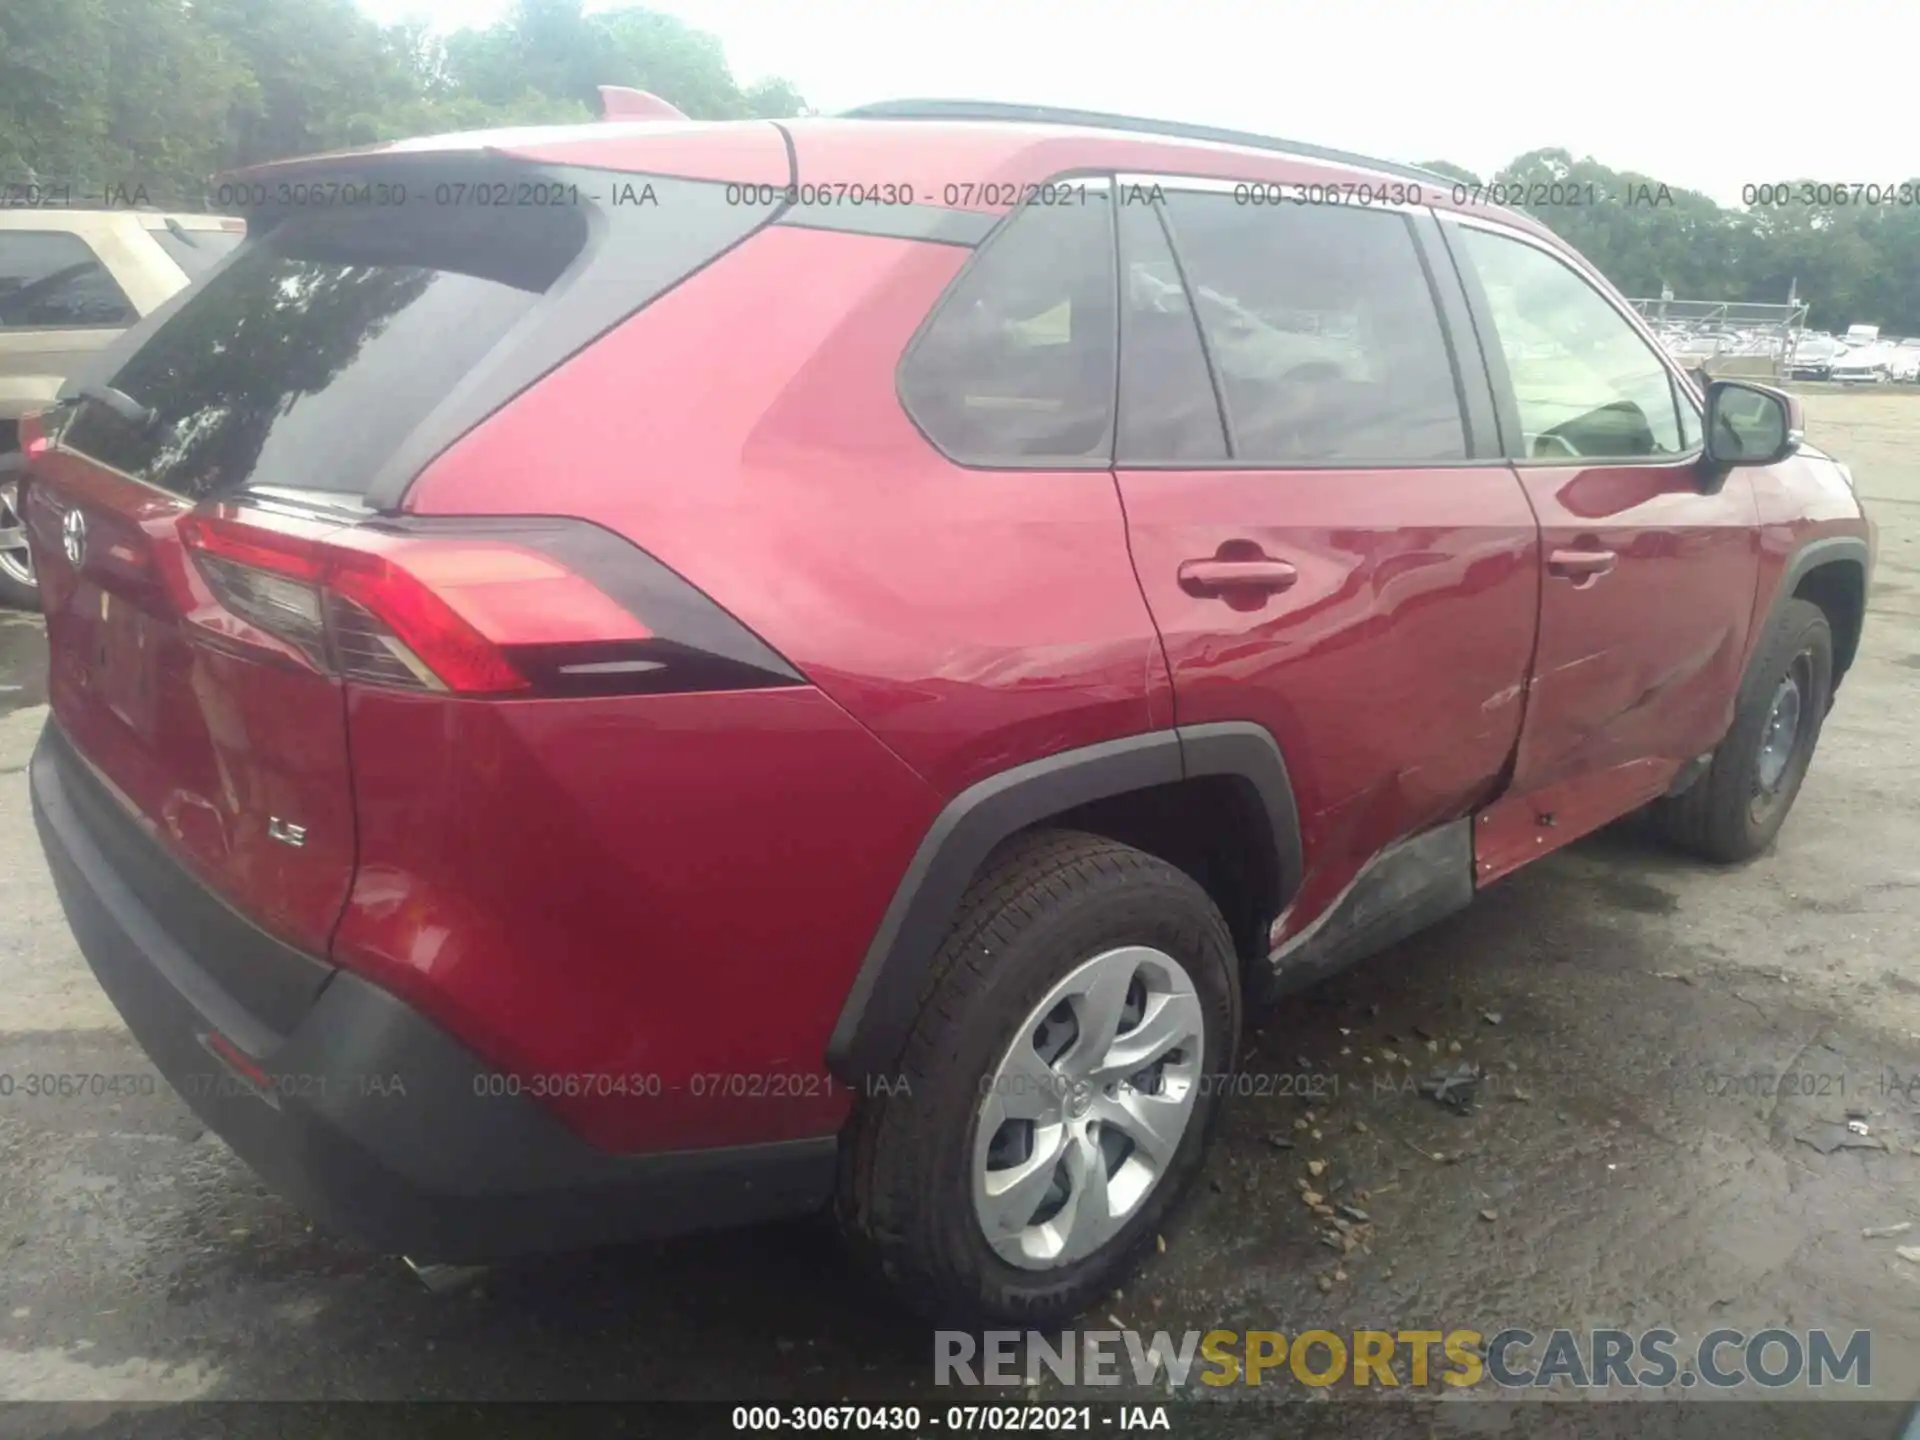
[227, 97, 1553, 242]
[787, 105, 1555, 236]
[838, 100, 1455, 188]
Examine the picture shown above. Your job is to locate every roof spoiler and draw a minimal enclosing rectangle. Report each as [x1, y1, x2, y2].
[596, 86, 688, 122]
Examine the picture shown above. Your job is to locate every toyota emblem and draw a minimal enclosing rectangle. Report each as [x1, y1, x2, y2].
[61, 506, 87, 568]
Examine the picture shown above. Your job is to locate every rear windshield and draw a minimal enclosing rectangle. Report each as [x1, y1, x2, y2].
[149, 224, 246, 277]
[61, 202, 587, 501]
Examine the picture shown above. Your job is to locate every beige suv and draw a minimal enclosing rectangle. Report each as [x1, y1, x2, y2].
[0, 208, 244, 607]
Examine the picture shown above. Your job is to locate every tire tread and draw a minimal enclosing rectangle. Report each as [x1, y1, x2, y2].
[1649, 598, 1832, 861]
[837, 828, 1235, 1323]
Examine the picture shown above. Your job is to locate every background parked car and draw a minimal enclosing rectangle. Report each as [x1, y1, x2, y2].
[1831, 339, 1898, 383]
[1789, 332, 1844, 379]
[0, 208, 244, 609]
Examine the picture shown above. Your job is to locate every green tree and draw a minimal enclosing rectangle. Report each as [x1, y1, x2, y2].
[2, 0, 254, 205]
[438, 1, 808, 120]
[193, 0, 419, 164]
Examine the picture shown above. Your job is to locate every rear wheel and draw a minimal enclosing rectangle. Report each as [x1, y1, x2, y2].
[0, 450, 37, 611]
[837, 830, 1238, 1324]
[1649, 598, 1833, 861]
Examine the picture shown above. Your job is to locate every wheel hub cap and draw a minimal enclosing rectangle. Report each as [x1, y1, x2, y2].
[1065, 1082, 1094, 1119]
[1756, 673, 1802, 794]
[971, 945, 1205, 1271]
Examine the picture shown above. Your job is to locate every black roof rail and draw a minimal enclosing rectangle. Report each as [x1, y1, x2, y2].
[836, 100, 1454, 189]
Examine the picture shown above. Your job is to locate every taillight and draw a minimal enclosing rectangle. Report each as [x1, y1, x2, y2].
[19, 409, 52, 459]
[177, 510, 804, 697]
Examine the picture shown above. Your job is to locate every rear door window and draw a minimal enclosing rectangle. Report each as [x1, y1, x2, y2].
[1116, 195, 1226, 463]
[899, 191, 1117, 466]
[0, 232, 137, 329]
[1157, 192, 1467, 465]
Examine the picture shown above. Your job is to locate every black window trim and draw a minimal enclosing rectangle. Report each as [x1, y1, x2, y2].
[893, 168, 1122, 473]
[1109, 171, 1505, 474]
[1115, 184, 1237, 463]
[1436, 211, 1709, 470]
[0, 231, 138, 333]
[1409, 209, 1503, 460]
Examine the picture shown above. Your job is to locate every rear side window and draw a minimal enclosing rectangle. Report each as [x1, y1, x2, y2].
[1159, 193, 1466, 465]
[0, 232, 137, 330]
[1116, 196, 1226, 463]
[899, 194, 1116, 466]
[149, 225, 246, 278]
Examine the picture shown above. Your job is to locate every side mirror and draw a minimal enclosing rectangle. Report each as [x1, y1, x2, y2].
[1703, 380, 1803, 469]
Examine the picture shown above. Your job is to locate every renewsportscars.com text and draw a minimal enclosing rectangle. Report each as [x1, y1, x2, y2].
[936, 1327, 1871, 1390]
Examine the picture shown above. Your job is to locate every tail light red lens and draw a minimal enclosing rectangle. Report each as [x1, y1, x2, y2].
[176, 509, 802, 698]
[19, 409, 52, 459]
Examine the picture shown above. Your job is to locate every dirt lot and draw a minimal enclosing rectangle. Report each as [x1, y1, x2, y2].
[2, 390, 1919, 1418]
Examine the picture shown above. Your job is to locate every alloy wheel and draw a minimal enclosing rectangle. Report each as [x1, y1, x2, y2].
[971, 945, 1205, 1270]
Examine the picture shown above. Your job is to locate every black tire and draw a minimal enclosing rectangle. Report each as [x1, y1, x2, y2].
[1649, 598, 1833, 862]
[836, 829, 1239, 1325]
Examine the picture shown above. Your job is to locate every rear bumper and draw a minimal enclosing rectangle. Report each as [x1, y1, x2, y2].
[29, 720, 836, 1263]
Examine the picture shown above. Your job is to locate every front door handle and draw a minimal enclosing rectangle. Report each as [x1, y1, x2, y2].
[1177, 558, 1299, 598]
[1547, 547, 1618, 583]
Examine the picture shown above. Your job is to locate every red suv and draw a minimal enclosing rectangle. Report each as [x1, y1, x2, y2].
[22, 100, 1875, 1323]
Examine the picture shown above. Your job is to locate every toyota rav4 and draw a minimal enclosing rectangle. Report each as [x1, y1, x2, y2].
[20, 100, 1875, 1323]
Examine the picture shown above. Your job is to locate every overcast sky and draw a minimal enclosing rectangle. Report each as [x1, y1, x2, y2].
[353, 0, 1900, 206]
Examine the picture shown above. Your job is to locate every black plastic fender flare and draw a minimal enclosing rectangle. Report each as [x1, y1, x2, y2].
[824, 721, 1302, 1082]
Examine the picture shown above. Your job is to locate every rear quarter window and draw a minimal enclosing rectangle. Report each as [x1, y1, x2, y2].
[898, 193, 1117, 467]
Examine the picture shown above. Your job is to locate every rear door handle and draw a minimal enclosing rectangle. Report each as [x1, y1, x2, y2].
[1547, 548, 1617, 582]
[1177, 558, 1299, 597]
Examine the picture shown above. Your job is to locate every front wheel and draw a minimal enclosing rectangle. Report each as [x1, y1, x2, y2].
[837, 830, 1239, 1324]
[1649, 598, 1833, 861]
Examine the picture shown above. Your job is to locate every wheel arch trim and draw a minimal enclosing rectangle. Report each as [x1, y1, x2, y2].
[825, 721, 1303, 1082]
[1755, 534, 1869, 703]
